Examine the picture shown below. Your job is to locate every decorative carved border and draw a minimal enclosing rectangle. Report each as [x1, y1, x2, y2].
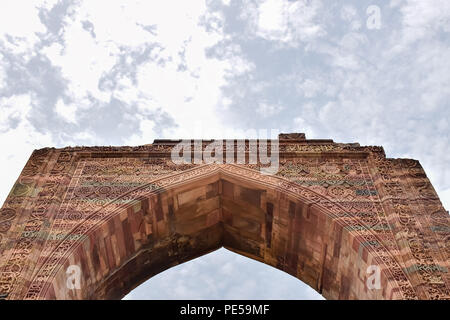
[1, 137, 448, 300]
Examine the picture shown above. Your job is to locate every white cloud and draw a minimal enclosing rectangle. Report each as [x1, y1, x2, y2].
[55, 99, 77, 123]
[440, 188, 450, 211]
[340, 5, 357, 22]
[293, 115, 316, 138]
[257, 102, 284, 117]
[0, 1, 48, 54]
[244, 0, 325, 45]
[41, 23, 116, 103]
[0, 94, 31, 131]
[258, 0, 287, 35]
[36, 1, 253, 141]
[0, 94, 54, 205]
[71, 131, 97, 145]
[389, 0, 450, 52]
[297, 79, 321, 98]
[125, 118, 156, 146]
[0, 59, 6, 89]
[340, 4, 362, 31]
[339, 32, 368, 51]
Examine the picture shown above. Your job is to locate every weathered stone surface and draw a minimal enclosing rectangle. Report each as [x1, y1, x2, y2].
[0, 134, 448, 300]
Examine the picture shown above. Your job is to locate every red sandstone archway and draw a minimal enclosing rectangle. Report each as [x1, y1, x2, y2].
[0, 135, 448, 299]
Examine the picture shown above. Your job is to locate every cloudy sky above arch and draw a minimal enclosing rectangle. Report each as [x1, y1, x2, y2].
[0, 0, 449, 299]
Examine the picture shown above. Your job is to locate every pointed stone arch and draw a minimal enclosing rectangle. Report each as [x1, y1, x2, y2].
[31, 165, 403, 299]
[0, 135, 448, 299]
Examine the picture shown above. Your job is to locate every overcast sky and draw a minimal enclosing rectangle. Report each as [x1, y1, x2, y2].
[0, 0, 449, 300]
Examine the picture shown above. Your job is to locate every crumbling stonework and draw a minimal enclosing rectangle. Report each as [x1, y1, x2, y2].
[0, 134, 448, 299]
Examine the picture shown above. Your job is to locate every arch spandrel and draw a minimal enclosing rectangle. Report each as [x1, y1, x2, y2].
[0, 135, 448, 300]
